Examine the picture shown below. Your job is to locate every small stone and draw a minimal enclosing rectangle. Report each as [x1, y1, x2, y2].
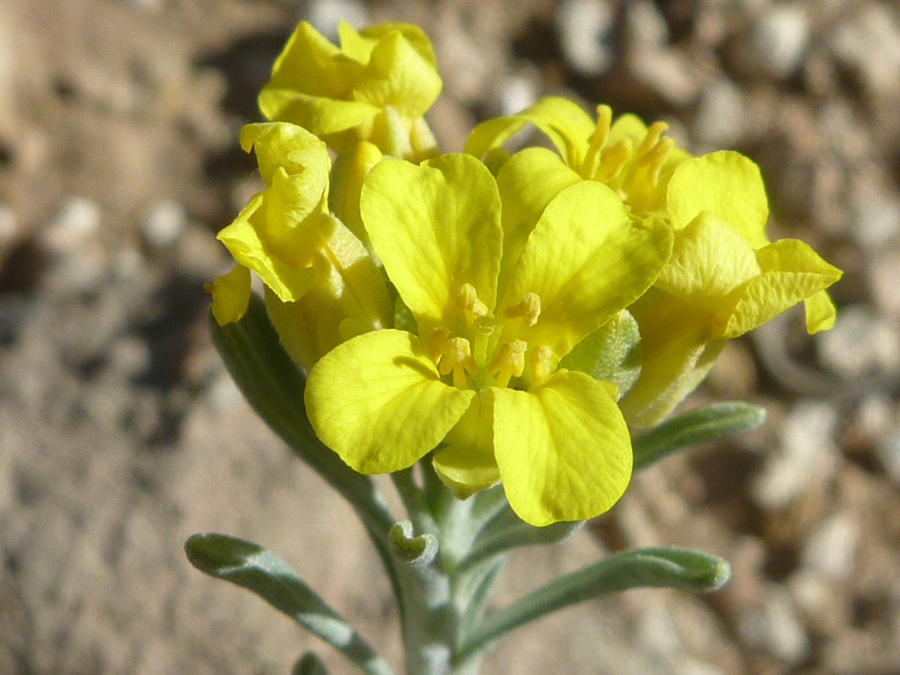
[738, 585, 809, 664]
[556, 0, 615, 76]
[305, 0, 369, 38]
[750, 5, 811, 80]
[830, 4, 900, 99]
[753, 402, 838, 509]
[0, 204, 17, 246]
[818, 305, 900, 377]
[141, 200, 186, 249]
[875, 431, 900, 484]
[43, 197, 101, 252]
[693, 80, 746, 148]
[801, 512, 859, 580]
[849, 179, 900, 249]
[497, 74, 538, 117]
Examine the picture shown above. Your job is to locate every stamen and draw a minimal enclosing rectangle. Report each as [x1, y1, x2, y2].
[427, 327, 450, 363]
[503, 292, 541, 327]
[636, 121, 669, 160]
[644, 136, 675, 187]
[438, 337, 478, 390]
[581, 105, 613, 177]
[594, 138, 633, 183]
[530, 345, 554, 387]
[487, 340, 527, 389]
[457, 283, 489, 317]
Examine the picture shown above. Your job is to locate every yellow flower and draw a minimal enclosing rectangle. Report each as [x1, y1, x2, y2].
[619, 151, 842, 426]
[304, 153, 673, 526]
[467, 98, 842, 426]
[259, 21, 442, 161]
[208, 123, 392, 370]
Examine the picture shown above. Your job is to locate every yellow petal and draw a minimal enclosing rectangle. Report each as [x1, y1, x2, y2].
[217, 194, 315, 303]
[433, 396, 500, 499]
[667, 151, 770, 248]
[360, 154, 502, 336]
[305, 329, 475, 474]
[239, 122, 330, 189]
[466, 96, 596, 168]
[206, 264, 251, 326]
[494, 147, 582, 299]
[804, 290, 837, 334]
[724, 239, 843, 338]
[655, 212, 762, 310]
[492, 371, 632, 526]
[501, 181, 673, 361]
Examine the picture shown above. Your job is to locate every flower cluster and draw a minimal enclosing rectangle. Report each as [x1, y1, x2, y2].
[208, 21, 842, 527]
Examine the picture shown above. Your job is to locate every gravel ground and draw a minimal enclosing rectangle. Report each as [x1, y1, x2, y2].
[1, 0, 899, 673]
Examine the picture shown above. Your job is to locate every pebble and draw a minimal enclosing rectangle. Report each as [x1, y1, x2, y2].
[556, 0, 615, 76]
[693, 80, 746, 151]
[801, 512, 859, 580]
[43, 197, 101, 252]
[305, 0, 369, 37]
[497, 74, 538, 117]
[829, 3, 900, 99]
[0, 203, 17, 247]
[737, 585, 810, 664]
[818, 305, 900, 377]
[753, 402, 838, 509]
[749, 5, 810, 80]
[875, 430, 900, 484]
[140, 200, 186, 249]
[849, 179, 900, 249]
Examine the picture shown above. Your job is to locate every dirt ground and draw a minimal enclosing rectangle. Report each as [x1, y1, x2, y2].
[2, 0, 900, 673]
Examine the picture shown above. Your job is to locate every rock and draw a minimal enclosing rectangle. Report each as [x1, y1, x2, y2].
[141, 200, 186, 249]
[304, 0, 369, 37]
[693, 80, 746, 148]
[818, 305, 900, 377]
[753, 402, 838, 509]
[875, 430, 900, 484]
[738, 585, 810, 664]
[801, 512, 859, 580]
[556, 0, 615, 76]
[849, 178, 900, 250]
[42, 197, 101, 253]
[0, 203, 17, 247]
[749, 5, 811, 80]
[829, 3, 900, 100]
[497, 73, 538, 117]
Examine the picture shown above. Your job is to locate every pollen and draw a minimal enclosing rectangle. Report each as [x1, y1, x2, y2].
[504, 292, 541, 327]
[487, 340, 527, 389]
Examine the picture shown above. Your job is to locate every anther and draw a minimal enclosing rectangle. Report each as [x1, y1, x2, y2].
[438, 337, 478, 390]
[503, 292, 541, 327]
[457, 283, 489, 317]
[530, 345, 554, 387]
[487, 340, 527, 389]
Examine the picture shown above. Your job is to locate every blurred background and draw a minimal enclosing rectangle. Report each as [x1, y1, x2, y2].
[1, 0, 899, 673]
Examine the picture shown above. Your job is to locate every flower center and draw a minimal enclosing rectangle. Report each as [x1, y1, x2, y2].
[432, 286, 555, 392]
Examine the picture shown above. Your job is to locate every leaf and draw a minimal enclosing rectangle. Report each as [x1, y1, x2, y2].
[632, 401, 766, 471]
[185, 534, 395, 675]
[457, 547, 730, 662]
